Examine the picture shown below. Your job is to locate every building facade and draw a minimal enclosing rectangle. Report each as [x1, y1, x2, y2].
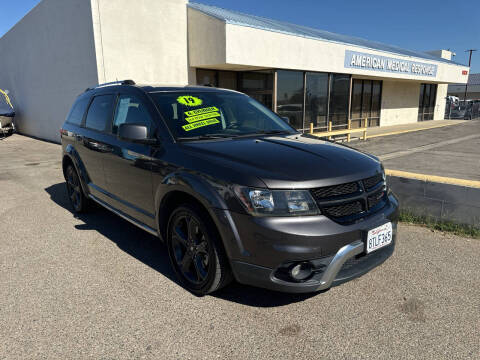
[0, 0, 469, 142]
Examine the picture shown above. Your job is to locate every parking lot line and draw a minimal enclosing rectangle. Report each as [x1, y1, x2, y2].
[386, 169, 480, 189]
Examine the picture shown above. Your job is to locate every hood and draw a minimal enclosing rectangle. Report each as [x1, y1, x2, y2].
[181, 134, 382, 189]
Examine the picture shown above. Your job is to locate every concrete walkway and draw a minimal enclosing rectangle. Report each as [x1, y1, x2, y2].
[366, 119, 467, 139]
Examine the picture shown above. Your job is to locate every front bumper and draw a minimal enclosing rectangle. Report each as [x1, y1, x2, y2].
[213, 193, 399, 293]
[231, 236, 395, 293]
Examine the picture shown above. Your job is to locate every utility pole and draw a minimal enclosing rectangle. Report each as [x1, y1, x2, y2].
[464, 49, 477, 103]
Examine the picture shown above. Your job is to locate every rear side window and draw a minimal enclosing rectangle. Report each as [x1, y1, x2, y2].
[85, 95, 115, 132]
[66, 97, 90, 126]
[112, 95, 152, 135]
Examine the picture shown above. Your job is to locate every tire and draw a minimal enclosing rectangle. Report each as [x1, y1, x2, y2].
[65, 164, 90, 213]
[166, 204, 232, 295]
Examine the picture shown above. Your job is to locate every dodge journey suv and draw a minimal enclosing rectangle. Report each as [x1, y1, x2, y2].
[61, 80, 399, 295]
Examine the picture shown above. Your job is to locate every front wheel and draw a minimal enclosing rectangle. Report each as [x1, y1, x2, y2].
[167, 204, 232, 295]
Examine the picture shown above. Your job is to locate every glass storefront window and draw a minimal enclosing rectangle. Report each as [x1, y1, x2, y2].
[305, 72, 328, 129]
[218, 71, 237, 90]
[197, 69, 216, 87]
[239, 71, 274, 110]
[351, 79, 363, 121]
[329, 74, 350, 127]
[196, 69, 273, 109]
[371, 81, 381, 119]
[361, 80, 372, 118]
[240, 72, 272, 91]
[276, 70, 305, 130]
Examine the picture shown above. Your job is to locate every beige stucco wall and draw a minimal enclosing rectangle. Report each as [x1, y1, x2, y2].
[379, 81, 421, 126]
[224, 24, 468, 84]
[0, 0, 98, 142]
[92, 0, 188, 84]
[434, 84, 448, 120]
[187, 8, 226, 70]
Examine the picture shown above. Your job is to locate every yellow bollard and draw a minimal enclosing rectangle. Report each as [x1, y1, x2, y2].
[328, 121, 332, 140]
[310, 122, 314, 135]
[363, 117, 368, 141]
[347, 119, 352, 142]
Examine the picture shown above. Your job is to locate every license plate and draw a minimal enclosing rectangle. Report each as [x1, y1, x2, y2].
[366, 222, 392, 253]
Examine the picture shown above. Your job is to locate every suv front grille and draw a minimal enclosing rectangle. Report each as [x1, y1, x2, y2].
[311, 182, 359, 199]
[363, 173, 383, 190]
[311, 173, 388, 224]
[322, 201, 364, 218]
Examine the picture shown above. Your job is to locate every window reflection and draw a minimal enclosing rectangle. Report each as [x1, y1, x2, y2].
[305, 72, 328, 130]
[196, 69, 273, 109]
[329, 74, 350, 127]
[276, 70, 304, 130]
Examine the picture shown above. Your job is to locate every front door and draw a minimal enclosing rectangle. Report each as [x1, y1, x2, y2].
[102, 93, 156, 228]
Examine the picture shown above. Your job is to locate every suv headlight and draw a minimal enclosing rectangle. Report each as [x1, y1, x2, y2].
[234, 187, 321, 216]
[381, 164, 387, 186]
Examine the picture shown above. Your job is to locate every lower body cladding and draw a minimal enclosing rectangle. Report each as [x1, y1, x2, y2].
[213, 194, 399, 293]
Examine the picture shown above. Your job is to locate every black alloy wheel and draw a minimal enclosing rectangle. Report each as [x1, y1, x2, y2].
[65, 165, 88, 213]
[167, 204, 231, 295]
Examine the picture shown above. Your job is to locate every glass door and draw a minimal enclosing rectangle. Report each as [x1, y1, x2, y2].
[328, 74, 351, 129]
[418, 84, 437, 121]
[350, 79, 382, 128]
[305, 72, 329, 130]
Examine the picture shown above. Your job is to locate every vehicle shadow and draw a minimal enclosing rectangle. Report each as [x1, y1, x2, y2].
[45, 182, 320, 307]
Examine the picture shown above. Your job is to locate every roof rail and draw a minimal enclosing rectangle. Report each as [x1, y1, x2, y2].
[85, 79, 135, 92]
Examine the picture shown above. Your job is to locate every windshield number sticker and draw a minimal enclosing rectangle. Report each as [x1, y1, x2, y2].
[182, 118, 220, 131]
[177, 95, 203, 107]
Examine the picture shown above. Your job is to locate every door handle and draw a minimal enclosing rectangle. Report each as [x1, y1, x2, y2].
[84, 139, 112, 153]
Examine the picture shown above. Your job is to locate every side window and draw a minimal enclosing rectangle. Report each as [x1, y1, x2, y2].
[66, 97, 90, 126]
[112, 95, 152, 135]
[85, 95, 115, 132]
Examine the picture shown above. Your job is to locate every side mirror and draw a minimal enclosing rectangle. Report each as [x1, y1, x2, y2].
[118, 123, 157, 144]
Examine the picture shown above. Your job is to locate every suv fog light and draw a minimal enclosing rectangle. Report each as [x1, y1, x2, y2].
[289, 262, 314, 281]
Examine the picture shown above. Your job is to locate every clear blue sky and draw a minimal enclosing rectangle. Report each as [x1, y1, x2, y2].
[1, 0, 479, 72]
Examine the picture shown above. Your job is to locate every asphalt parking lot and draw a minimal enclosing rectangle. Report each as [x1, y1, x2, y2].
[1, 134, 479, 359]
[351, 120, 480, 181]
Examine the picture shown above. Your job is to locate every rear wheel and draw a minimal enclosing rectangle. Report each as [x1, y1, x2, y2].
[167, 204, 232, 295]
[65, 165, 89, 213]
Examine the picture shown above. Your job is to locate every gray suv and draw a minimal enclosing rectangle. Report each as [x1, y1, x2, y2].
[60, 80, 399, 295]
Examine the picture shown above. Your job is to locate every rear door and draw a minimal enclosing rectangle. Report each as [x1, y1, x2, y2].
[78, 94, 115, 200]
[102, 92, 156, 228]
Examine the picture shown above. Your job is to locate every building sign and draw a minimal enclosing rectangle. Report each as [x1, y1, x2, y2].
[344, 50, 438, 77]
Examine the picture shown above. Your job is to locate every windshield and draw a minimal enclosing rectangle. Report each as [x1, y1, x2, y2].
[150, 91, 296, 140]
